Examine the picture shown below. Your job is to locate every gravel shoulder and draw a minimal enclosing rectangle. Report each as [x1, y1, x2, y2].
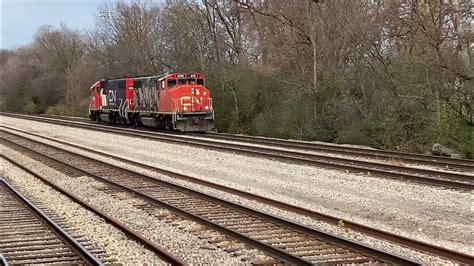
[1, 116, 473, 260]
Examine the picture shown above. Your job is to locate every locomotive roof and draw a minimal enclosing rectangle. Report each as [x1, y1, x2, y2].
[103, 73, 203, 82]
[104, 73, 168, 82]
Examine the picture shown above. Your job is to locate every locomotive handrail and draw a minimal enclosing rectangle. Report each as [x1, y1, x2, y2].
[208, 98, 215, 120]
[128, 98, 136, 109]
[172, 98, 178, 113]
[172, 98, 179, 128]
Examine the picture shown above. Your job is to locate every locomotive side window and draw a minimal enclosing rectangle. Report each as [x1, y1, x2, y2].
[168, 79, 177, 88]
[197, 79, 204, 86]
[134, 80, 142, 89]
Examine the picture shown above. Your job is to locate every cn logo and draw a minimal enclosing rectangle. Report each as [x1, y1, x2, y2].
[108, 90, 117, 104]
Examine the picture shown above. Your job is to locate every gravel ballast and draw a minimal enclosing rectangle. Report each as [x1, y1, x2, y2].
[183, 135, 473, 175]
[139, 128, 473, 175]
[31, 114, 474, 174]
[1, 145, 267, 264]
[0, 159, 168, 264]
[1, 116, 472, 262]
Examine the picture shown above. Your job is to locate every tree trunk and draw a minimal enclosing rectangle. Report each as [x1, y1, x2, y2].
[306, 0, 318, 94]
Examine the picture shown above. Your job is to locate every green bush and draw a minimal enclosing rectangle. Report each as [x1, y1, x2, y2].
[22, 100, 39, 114]
[424, 102, 473, 159]
[205, 64, 287, 135]
[9, 92, 41, 114]
[45, 99, 89, 117]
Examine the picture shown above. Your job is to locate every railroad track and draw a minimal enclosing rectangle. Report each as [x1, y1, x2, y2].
[1, 158, 186, 266]
[0, 130, 419, 265]
[2, 126, 474, 264]
[2, 113, 473, 190]
[0, 178, 101, 265]
[193, 132, 474, 171]
[35, 112, 474, 171]
[39, 113, 90, 122]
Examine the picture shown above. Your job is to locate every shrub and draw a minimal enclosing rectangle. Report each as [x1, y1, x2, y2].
[45, 99, 89, 117]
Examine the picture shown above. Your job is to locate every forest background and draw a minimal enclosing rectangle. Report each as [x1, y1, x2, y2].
[1, 0, 472, 157]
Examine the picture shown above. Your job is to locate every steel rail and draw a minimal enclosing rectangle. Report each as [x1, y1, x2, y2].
[1, 117, 472, 190]
[7, 112, 474, 170]
[195, 132, 474, 171]
[39, 113, 89, 122]
[1, 155, 186, 266]
[1, 139, 312, 265]
[2, 126, 473, 264]
[0, 178, 103, 265]
[0, 133, 419, 265]
[0, 254, 8, 266]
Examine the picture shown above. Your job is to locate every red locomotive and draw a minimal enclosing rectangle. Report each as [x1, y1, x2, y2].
[88, 73, 214, 132]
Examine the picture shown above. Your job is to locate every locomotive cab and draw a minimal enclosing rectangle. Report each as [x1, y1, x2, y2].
[164, 74, 214, 132]
[88, 80, 103, 121]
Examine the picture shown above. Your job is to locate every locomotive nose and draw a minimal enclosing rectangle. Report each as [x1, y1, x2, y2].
[177, 85, 211, 113]
[189, 86, 204, 96]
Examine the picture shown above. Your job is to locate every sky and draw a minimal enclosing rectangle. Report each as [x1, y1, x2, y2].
[1, 0, 103, 49]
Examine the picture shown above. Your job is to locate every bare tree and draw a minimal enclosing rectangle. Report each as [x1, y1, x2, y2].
[33, 24, 85, 104]
[90, 1, 167, 76]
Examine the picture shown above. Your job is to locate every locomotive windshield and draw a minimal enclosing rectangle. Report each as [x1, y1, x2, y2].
[167, 79, 177, 88]
[165, 76, 204, 88]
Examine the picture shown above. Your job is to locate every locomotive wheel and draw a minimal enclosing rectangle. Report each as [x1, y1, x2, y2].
[133, 116, 140, 127]
[166, 117, 173, 130]
[109, 114, 116, 124]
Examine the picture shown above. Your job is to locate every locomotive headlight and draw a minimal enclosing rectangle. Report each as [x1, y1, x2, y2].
[205, 106, 209, 110]
[183, 106, 188, 111]
[196, 89, 200, 95]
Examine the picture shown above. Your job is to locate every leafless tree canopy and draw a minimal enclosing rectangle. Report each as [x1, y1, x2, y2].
[0, 0, 472, 157]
